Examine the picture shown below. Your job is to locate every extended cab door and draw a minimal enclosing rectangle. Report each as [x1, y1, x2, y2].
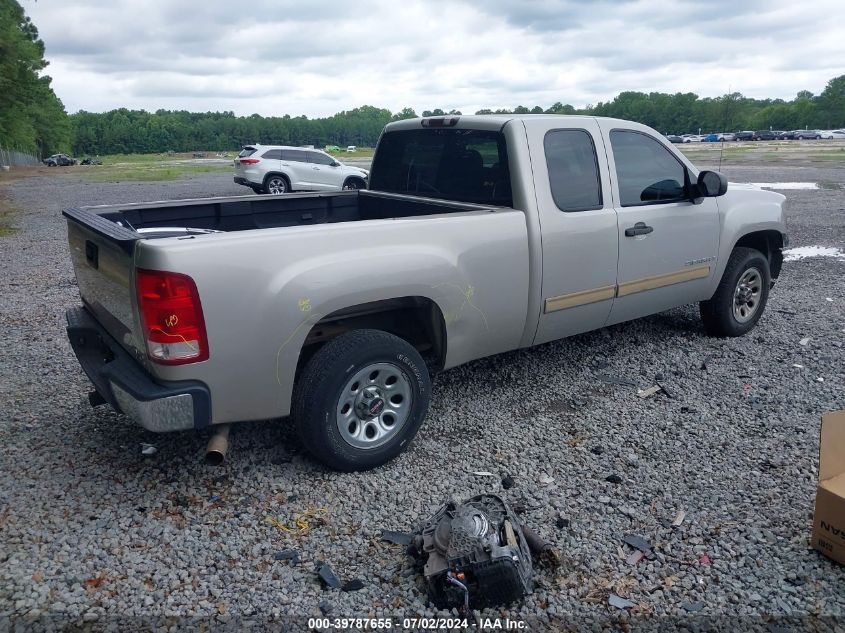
[523, 118, 620, 345]
[599, 125, 720, 325]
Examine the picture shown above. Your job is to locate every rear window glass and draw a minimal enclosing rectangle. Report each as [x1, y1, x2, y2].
[544, 130, 602, 212]
[238, 147, 257, 158]
[281, 149, 307, 162]
[369, 129, 512, 206]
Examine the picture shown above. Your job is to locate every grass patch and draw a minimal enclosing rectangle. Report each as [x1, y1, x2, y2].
[0, 194, 18, 236]
[80, 164, 229, 182]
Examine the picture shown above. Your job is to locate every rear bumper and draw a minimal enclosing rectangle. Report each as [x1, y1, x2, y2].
[66, 306, 211, 432]
[234, 176, 258, 187]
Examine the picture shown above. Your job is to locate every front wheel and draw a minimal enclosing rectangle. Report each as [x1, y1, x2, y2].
[293, 329, 431, 471]
[342, 178, 365, 190]
[699, 247, 771, 337]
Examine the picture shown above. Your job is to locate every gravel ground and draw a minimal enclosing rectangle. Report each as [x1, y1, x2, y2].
[0, 162, 844, 630]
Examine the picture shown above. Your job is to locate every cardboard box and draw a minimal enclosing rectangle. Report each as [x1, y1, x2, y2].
[811, 410, 845, 565]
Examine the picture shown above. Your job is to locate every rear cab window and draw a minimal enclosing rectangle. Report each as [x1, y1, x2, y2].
[369, 128, 512, 207]
[544, 130, 602, 212]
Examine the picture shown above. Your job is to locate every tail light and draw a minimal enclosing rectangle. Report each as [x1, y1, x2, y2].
[239, 158, 260, 165]
[136, 269, 209, 365]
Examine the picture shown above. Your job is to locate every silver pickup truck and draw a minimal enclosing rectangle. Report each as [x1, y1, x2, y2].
[64, 115, 787, 471]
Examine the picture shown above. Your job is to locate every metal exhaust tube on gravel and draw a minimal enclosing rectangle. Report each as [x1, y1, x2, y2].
[205, 424, 231, 466]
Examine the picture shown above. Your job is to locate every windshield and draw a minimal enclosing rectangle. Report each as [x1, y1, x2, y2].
[369, 128, 512, 207]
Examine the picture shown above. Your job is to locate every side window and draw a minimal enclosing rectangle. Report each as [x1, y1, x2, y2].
[261, 149, 282, 160]
[544, 130, 602, 212]
[306, 151, 334, 165]
[281, 149, 307, 162]
[610, 130, 688, 206]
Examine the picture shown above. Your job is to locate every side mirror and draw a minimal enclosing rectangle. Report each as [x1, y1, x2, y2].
[696, 170, 728, 197]
[331, 160, 341, 167]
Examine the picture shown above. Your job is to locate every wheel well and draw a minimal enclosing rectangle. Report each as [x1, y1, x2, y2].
[264, 172, 291, 187]
[343, 175, 366, 187]
[734, 230, 784, 278]
[296, 296, 447, 379]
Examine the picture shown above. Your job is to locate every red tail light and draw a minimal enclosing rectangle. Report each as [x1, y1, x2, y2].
[239, 158, 260, 165]
[136, 269, 209, 365]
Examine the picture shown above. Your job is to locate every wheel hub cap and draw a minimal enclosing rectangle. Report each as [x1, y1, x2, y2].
[336, 362, 413, 450]
[733, 267, 762, 323]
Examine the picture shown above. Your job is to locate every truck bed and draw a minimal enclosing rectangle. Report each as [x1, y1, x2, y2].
[64, 190, 500, 252]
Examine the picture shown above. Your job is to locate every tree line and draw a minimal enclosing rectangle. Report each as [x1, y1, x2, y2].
[0, 0, 71, 156]
[70, 75, 845, 155]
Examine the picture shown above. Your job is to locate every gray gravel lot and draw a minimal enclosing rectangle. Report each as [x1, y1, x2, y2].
[1, 162, 844, 629]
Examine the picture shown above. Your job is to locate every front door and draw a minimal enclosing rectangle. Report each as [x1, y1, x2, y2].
[524, 118, 620, 345]
[306, 151, 341, 190]
[599, 126, 720, 325]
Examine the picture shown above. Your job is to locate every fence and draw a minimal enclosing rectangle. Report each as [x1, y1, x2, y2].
[0, 144, 42, 168]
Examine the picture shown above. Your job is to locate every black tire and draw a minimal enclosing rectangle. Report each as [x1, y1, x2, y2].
[263, 174, 289, 195]
[699, 247, 770, 337]
[293, 329, 431, 471]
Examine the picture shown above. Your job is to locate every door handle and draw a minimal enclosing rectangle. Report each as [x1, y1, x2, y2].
[625, 222, 653, 237]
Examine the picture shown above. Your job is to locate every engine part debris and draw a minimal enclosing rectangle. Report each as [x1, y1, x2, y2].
[522, 525, 560, 569]
[410, 494, 534, 610]
[315, 561, 341, 589]
[381, 529, 413, 546]
[637, 385, 662, 399]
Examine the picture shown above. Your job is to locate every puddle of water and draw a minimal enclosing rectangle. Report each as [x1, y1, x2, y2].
[749, 182, 819, 190]
[783, 245, 845, 261]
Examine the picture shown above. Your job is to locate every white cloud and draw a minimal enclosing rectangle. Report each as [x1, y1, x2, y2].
[25, 0, 845, 116]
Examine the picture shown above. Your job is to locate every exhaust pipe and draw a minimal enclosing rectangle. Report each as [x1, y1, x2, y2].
[205, 424, 231, 466]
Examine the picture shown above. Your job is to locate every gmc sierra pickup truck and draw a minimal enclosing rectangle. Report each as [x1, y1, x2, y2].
[64, 115, 787, 471]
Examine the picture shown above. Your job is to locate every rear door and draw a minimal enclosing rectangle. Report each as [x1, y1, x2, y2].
[524, 118, 620, 345]
[306, 151, 342, 190]
[281, 149, 309, 189]
[600, 125, 720, 326]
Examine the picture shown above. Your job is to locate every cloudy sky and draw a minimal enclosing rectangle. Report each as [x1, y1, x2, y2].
[25, 0, 845, 118]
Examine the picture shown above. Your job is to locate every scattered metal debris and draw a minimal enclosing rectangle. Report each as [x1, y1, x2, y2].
[315, 561, 341, 589]
[672, 510, 687, 527]
[799, 337, 811, 346]
[273, 549, 300, 564]
[608, 594, 635, 609]
[637, 385, 662, 399]
[380, 530, 413, 546]
[341, 579, 364, 592]
[626, 550, 645, 565]
[522, 525, 561, 569]
[471, 471, 496, 477]
[623, 534, 652, 554]
[597, 374, 638, 387]
[140, 443, 157, 456]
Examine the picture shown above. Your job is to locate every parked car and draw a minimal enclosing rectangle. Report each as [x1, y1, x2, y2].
[702, 134, 720, 142]
[665, 134, 684, 143]
[776, 131, 794, 140]
[233, 144, 369, 194]
[819, 130, 845, 139]
[793, 130, 822, 140]
[681, 134, 703, 143]
[346, 145, 357, 152]
[64, 114, 787, 471]
[43, 154, 76, 166]
[753, 131, 777, 141]
[720, 133, 736, 141]
[734, 131, 755, 141]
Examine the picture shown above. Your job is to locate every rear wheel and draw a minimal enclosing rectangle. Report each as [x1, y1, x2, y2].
[700, 247, 770, 337]
[293, 329, 431, 471]
[342, 178, 365, 190]
[263, 175, 288, 195]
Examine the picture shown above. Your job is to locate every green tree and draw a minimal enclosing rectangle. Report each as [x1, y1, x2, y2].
[0, 0, 70, 156]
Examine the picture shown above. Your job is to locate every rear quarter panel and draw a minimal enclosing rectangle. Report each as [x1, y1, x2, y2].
[134, 209, 529, 422]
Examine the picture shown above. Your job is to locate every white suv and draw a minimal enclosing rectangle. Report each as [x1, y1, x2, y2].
[233, 145, 369, 194]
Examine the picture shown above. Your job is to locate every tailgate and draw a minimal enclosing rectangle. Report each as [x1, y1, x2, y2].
[64, 208, 145, 361]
